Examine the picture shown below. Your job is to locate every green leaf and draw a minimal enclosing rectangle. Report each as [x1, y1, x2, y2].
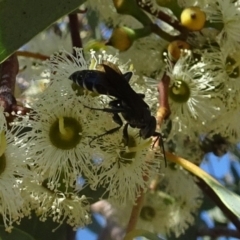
[0, 0, 86, 63]
[123, 229, 164, 240]
[166, 152, 240, 218]
[203, 177, 240, 218]
[0, 225, 35, 240]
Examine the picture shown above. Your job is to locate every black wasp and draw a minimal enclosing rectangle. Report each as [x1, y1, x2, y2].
[69, 62, 166, 166]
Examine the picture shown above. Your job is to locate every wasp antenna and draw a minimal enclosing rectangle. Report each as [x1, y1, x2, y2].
[152, 134, 167, 167]
[159, 136, 167, 167]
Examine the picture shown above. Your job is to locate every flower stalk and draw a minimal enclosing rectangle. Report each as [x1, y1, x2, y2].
[126, 187, 145, 234]
[68, 13, 83, 53]
[0, 54, 18, 112]
[157, 72, 171, 127]
[136, 0, 189, 39]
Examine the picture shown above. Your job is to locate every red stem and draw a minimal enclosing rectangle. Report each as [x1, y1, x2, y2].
[0, 53, 32, 125]
[126, 188, 145, 233]
[17, 51, 49, 61]
[0, 53, 18, 112]
[157, 72, 171, 126]
[68, 13, 83, 55]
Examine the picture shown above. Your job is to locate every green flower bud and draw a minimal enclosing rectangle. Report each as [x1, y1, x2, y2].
[106, 26, 152, 51]
[113, 0, 152, 25]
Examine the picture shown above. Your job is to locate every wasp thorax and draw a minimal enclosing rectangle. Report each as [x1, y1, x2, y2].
[0, 154, 6, 175]
[140, 205, 156, 221]
[49, 117, 82, 150]
[169, 80, 191, 103]
[225, 56, 239, 78]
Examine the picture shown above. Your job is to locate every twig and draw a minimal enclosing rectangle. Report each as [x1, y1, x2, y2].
[16, 51, 49, 61]
[136, 0, 189, 39]
[0, 53, 18, 112]
[197, 226, 240, 238]
[0, 53, 32, 125]
[68, 13, 83, 54]
[150, 23, 176, 42]
[156, 72, 171, 127]
[126, 188, 145, 234]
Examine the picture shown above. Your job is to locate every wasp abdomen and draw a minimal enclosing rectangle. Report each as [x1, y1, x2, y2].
[69, 70, 108, 94]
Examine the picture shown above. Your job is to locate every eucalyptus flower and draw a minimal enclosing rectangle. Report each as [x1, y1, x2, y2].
[198, 46, 240, 100]
[120, 36, 167, 78]
[204, 0, 240, 52]
[213, 94, 240, 142]
[22, 77, 114, 191]
[124, 166, 202, 237]
[22, 181, 90, 230]
[91, 128, 163, 206]
[0, 110, 32, 231]
[47, 48, 88, 80]
[47, 47, 137, 85]
[137, 190, 176, 235]
[163, 165, 202, 236]
[165, 50, 220, 139]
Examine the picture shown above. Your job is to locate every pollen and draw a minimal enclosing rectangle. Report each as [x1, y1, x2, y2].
[140, 205, 156, 221]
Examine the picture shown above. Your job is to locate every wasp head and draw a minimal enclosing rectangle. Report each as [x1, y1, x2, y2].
[140, 116, 157, 139]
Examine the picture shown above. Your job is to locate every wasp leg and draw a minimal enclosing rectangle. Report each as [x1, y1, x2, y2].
[89, 113, 123, 146]
[137, 93, 145, 99]
[153, 132, 167, 167]
[83, 104, 126, 113]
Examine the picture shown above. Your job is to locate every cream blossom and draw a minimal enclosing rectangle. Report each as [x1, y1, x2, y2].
[22, 180, 90, 230]
[0, 110, 32, 231]
[21, 77, 114, 191]
[165, 50, 221, 139]
[91, 127, 163, 206]
[204, 0, 240, 52]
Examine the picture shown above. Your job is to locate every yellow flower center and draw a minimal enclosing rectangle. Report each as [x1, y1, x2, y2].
[169, 80, 191, 103]
[49, 117, 82, 150]
[140, 206, 156, 221]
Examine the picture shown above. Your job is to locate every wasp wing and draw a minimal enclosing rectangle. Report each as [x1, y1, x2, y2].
[102, 64, 150, 122]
